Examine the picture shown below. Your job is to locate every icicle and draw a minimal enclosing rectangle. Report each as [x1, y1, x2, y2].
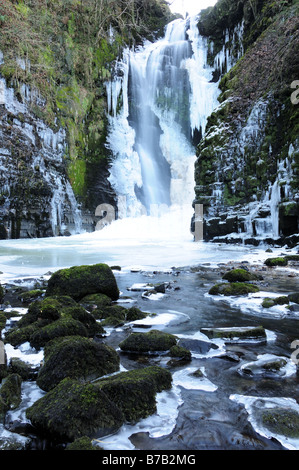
[270, 180, 280, 238]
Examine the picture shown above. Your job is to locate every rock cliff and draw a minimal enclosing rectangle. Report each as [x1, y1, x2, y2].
[193, 0, 299, 246]
[0, 0, 174, 238]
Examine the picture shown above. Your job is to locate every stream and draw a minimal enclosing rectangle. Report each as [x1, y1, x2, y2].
[0, 225, 298, 451]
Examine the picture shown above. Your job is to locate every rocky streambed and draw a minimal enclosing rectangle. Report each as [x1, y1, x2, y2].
[0, 249, 299, 451]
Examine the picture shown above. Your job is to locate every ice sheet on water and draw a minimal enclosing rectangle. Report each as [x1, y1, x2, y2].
[230, 395, 299, 450]
[239, 353, 297, 378]
[129, 310, 190, 330]
[173, 366, 218, 392]
[206, 290, 298, 320]
[97, 387, 183, 450]
[5, 342, 44, 366]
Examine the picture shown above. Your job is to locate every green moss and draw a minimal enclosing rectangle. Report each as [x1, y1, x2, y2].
[4, 323, 39, 348]
[19, 295, 77, 327]
[29, 317, 89, 350]
[209, 282, 260, 296]
[265, 257, 288, 267]
[169, 345, 191, 360]
[201, 326, 266, 340]
[26, 377, 125, 442]
[0, 313, 6, 332]
[66, 436, 99, 450]
[262, 408, 299, 438]
[222, 268, 259, 282]
[0, 284, 4, 303]
[37, 336, 120, 391]
[0, 373, 22, 412]
[19, 289, 45, 303]
[8, 358, 35, 380]
[46, 263, 119, 301]
[119, 329, 178, 353]
[67, 159, 86, 198]
[95, 366, 172, 422]
[262, 298, 276, 308]
[80, 293, 112, 309]
[262, 296, 289, 308]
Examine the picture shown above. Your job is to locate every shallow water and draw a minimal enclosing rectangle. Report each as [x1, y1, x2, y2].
[0, 220, 299, 451]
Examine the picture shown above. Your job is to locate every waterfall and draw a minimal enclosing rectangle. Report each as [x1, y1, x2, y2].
[106, 15, 220, 224]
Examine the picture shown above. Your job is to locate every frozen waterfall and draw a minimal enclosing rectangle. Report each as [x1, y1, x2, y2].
[106, 15, 220, 221]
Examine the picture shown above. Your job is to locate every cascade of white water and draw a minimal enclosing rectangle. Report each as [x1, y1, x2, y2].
[106, 15, 220, 220]
[184, 16, 221, 138]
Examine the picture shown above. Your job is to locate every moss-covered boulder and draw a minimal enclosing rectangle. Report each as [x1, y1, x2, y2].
[61, 305, 105, 337]
[264, 257, 288, 267]
[94, 366, 172, 422]
[126, 307, 148, 322]
[46, 264, 119, 301]
[201, 325, 266, 340]
[0, 284, 4, 303]
[26, 377, 125, 442]
[222, 268, 260, 282]
[93, 305, 148, 326]
[262, 296, 289, 308]
[209, 282, 260, 296]
[262, 298, 276, 308]
[18, 296, 77, 328]
[0, 373, 22, 418]
[241, 355, 288, 377]
[5, 296, 105, 350]
[0, 313, 7, 332]
[97, 305, 128, 326]
[288, 293, 299, 304]
[65, 436, 99, 450]
[4, 323, 40, 348]
[80, 293, 112, 311]
[119, 329, 178, 353]
[19, 289, 45, 304]
[29, 317, 89, 350]
[8, 358, 38, 380]
[36, 336, 120, 391]
[169, 345, 192, 361]
[262, 408, 299, 438]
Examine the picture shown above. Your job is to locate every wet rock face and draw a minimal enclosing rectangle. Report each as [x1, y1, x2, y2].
[0, 77, 82, 239]
[193, 1, 299, 246]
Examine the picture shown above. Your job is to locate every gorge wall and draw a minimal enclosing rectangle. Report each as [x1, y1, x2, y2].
[193, 0, 299, 246]
[0, 0, 175, 238]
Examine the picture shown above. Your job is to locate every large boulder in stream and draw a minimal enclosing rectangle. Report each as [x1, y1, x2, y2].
[26, 366, 172, 442]
[26, 377, 125, 442]
[222, 268, 261, 282]
[209, 282, 260, 296]
[36, 336, 120, 392]
[94, 366, 172, 422]
[119, 329, 178, 353]
[4, 296, 105, 349]
[46, 264, 119, 301]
